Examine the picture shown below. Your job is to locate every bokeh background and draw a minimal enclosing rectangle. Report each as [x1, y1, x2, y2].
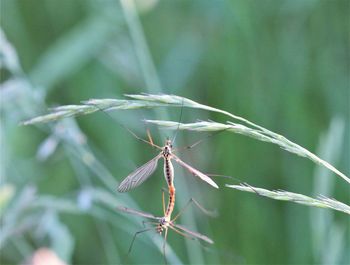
[1, 0, 349, 264]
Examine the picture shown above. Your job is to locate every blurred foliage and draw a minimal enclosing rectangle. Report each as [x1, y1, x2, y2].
[1, 0, 349, 264]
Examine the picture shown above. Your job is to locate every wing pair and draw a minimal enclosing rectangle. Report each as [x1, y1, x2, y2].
[117, 153, 218, 192]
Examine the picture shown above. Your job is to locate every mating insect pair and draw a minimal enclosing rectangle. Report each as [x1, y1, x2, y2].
[90, 103, 221, 260]
[116, 134, 220, 260]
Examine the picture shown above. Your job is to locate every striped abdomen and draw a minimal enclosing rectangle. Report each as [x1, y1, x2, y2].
[163, 157, 174, 187]
[165, 185, 176, 218]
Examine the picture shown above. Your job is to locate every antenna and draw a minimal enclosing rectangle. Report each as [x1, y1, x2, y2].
[172, 98, 184, 144]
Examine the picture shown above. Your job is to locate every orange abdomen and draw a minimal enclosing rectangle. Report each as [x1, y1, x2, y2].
[165, 185, 176, 218]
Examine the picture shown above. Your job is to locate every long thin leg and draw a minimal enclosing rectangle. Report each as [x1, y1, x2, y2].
[173, 129, 227, 153]
[168, 225, 195, 240]
[163, 228, 169, 265]
[173, 138, 207, 152]
[91, 103, 162, 149]
[124, 125, 161, 149]
[161, 187, 169, 194]
[172, 98, 184, 145]
[172, 198, 217, 222]
[161, 187, 170, 215]
[162, 188, 166, 216]
[147, 128, 155, 147]
[169, 225, 212, 251]
[241, 182, 262, 196]
[142, 220, 159, 228]
[128, 228, 153, 255]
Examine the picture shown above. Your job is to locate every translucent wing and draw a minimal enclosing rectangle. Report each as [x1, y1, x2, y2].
[117, 154, 162, 192]
[172, 154, 219, 189]
[171, 223, 214, 244]
[116, 206, 158, 220]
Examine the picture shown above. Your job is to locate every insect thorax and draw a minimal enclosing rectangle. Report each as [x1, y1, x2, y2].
[157, 217, 169, 233]
[162, 141, 173, 157]
[159, 216, 167, 225]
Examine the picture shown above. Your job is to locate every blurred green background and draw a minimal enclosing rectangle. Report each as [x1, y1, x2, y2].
[1, 0, 349, 264]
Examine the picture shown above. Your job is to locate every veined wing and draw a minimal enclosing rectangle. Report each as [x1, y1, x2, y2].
[117, 154, 162, 192]
[116, 206, 158, 220]
[172, 223, 214, 244]
[172, 154, 219, 189]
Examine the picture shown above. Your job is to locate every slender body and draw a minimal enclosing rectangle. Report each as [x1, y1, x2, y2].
[163, 185, 175, 218]
[157, 139, 176, 232]
[156, 185, 174, 234]
[163, 140, 174, 188]
[162, 140, 175, 216]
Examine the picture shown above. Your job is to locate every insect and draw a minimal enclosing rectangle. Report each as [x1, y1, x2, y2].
[88, 101, 220, 192]
[92, 102, 217, 261]
[117, 137, 219, 192]
[116, 188, 214, 261]
[116, 125, 217, 259]
[116, 133, 216, 262]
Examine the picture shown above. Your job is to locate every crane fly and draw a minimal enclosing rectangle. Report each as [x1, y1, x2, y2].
[91, 102, 217, 261]
[117, 138, 219, 192]
[116, 128, 218, 260]
[118, 165, 215, 261]
[117, 205, 213, 243]
[88, 101, 220, 192]
[116, 187, 214, 261]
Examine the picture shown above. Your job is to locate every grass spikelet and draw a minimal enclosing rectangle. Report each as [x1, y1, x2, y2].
[226, 183, 350, 215]
[144, 119, 350, 185]
[21, 94, 349, 185]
